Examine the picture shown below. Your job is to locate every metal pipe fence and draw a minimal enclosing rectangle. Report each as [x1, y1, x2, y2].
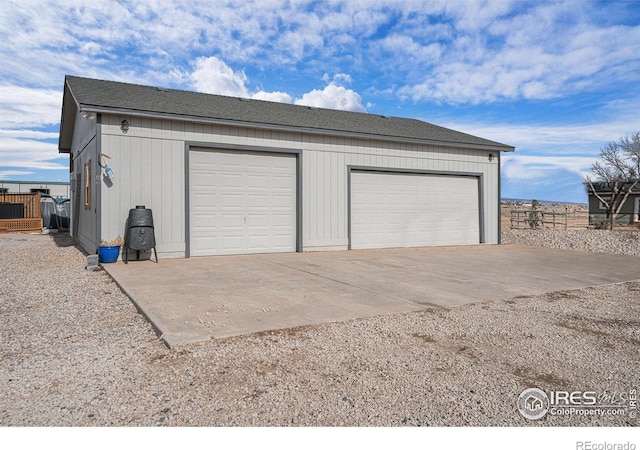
[510, 208, 588, 230]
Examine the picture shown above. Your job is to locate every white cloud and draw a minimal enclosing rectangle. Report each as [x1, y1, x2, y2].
[443, 0, 517, 32]
[190, 56, 250, 98]
[501, 155, 594, 180]
[295, 83, 365, 112]
[2, 1, 636, 108]
[331, 73, 353, 85]
[189, 58, 366, 111]
[275, 28, 325, 62]
[446, 122, 616, 150]
[0, 85, 64, 176]
[379, 34, 442, 64]
[0, 138, 66, 170]
[294, 73, 365, 112]
[0, 129, 59, 140]
[0, 170, 33, 179]
[0, 1, 387, 89]
[0, 86, 61, 128]
[1, 1, 638, 100]
[392, 2, 640, 104]
[251, 91, 293, 103]
[440, 115, 640, 186]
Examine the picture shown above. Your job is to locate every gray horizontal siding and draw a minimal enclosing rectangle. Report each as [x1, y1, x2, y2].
[100, 114, 500, 257]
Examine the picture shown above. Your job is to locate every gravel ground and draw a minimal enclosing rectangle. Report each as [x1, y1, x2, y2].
[502, 228, 640, 256]
[0, 231, 638, 426]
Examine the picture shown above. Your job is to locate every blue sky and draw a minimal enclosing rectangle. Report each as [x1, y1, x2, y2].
[1, 0, 639, 203]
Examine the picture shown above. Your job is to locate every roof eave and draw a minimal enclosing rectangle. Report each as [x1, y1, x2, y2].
[58, 78, 79, 154]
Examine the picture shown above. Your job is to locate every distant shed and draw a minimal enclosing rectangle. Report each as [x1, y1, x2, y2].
[0, 180, 70, 198]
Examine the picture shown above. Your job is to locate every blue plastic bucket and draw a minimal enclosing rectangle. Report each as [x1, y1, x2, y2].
[98, 245, 121, 263]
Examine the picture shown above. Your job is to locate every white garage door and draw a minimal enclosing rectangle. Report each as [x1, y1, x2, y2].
[190, 150, 297, 256]
[351, 171, 480, 249]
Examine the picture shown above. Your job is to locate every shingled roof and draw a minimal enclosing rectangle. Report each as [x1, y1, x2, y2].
[588, 181, 640, 194]
[59, 75, 515, 153]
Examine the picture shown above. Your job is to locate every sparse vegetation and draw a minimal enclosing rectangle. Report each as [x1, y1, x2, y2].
[100, 236, 124, 247]
[527, 199, 541, 228]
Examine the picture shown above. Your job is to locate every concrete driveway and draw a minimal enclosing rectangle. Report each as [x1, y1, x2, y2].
[103, 245, 640, 347]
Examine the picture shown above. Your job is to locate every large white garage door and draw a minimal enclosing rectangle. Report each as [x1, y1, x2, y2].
[190, 150, 297, 256]
[351, 171, 480, 249]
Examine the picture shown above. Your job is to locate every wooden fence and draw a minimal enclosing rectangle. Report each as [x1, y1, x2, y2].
[0, 192, 43, 232]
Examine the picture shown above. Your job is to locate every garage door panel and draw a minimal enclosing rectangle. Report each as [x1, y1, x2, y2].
[191, 172, 218, 189]
[272, 175, 295, 189]
[221, 214, 244, 229]
[221, 236, 244, 253]
[221, 173, 245, 186]
[222, 161, 244, 171]
[247, 213, 269, 227]
[268, 234, 297, 249]
[271, 213, 296, 226]
[272, 194, 295, 208]
[247, 193, 268, 208]
[192, 214, 217, 228]
[195, 237, 218, 250]
[221, 193, 243, 208]
[190, 150, 297, 256]
[247, 174, 269, 189]
[351, 171, 480, 249]
[192, 192, 217, 206]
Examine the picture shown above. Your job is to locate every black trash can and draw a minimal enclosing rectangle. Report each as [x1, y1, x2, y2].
[124, 205, 158, 263]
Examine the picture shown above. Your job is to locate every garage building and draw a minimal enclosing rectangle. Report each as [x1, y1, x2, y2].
[58, 76, 514, 258]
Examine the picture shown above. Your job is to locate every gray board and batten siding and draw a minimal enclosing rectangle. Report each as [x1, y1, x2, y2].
[58, 76, 514, 258]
